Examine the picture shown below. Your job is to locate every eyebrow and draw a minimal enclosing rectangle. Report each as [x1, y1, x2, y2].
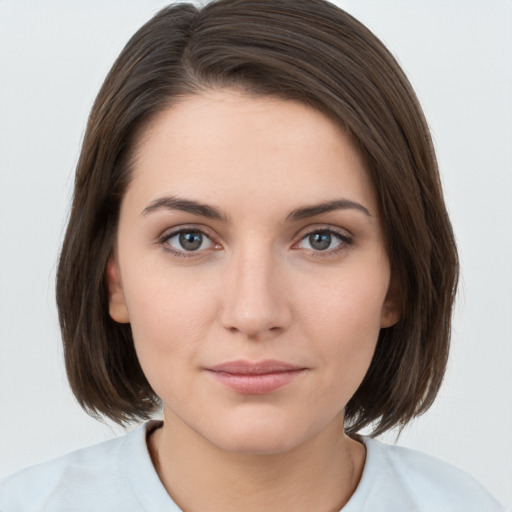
[141, 196, 371, 223]
[286, 199, 371, 221]
[141, 196, 229, 222]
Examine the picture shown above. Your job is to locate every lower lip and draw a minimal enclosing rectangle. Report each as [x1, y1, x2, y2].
[208, 370, 305, 394]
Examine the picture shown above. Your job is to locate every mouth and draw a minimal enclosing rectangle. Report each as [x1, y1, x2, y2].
[205, 360, 307, 394]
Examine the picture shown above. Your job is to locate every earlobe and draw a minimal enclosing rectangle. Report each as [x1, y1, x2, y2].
[106, 256, 130, 324]
[380, 303, 401, 328]
[380, 278, 402, 328]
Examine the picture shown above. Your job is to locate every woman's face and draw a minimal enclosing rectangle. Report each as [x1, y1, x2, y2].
[108, 89, 400, 454]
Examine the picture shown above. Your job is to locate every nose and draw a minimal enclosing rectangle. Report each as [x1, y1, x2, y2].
[219, 246, 292, 339]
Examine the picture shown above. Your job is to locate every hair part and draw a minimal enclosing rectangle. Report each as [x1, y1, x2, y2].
[56, 0, 458, 436]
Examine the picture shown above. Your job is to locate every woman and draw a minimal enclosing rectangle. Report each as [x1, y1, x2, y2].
[0, 1, 508, 510]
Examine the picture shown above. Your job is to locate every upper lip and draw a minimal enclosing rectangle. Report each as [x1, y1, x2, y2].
[206, 359, 305, 375]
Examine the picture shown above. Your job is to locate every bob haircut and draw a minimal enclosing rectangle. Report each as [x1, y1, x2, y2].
[56, 0, 458, 436]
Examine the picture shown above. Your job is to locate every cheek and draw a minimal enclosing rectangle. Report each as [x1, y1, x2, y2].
[122, 268, 219, 383]
[298, 266, 389, 387]
[300, 261, 389, 338]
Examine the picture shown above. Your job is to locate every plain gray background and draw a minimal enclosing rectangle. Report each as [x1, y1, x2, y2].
[0, 0, 511, 507]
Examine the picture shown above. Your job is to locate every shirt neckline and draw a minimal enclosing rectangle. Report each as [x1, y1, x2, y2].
[124, 420, 377, 511]
[121, 420, 180, 511]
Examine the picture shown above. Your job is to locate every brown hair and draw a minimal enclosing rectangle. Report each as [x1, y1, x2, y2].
[56, 0, 458, 436]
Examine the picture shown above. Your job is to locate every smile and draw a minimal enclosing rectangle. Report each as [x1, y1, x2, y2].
[205, 360, 307, 394]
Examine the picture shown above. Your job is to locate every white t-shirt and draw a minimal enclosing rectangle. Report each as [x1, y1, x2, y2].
[0, 420, 507, 512]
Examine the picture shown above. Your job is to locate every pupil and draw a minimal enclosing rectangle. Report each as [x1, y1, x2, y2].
[179, 231, 202, 251]
[310, 232, 331, 250]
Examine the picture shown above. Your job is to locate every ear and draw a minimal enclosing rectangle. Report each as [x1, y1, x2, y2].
[106, 256, 130, 324]
[380, 276, 401, 328]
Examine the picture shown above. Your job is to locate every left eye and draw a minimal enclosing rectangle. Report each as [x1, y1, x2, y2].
[165, 230, 213, 252]
[298, 230, 345, 251]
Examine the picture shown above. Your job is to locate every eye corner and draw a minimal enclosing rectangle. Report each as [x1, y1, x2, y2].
[293, 227, 353, 256]
[158, 226, 222, 257]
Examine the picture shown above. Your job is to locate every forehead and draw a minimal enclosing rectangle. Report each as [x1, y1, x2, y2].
[127, 89, 377, 217]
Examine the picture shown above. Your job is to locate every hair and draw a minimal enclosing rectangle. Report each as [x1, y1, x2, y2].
[56, 0, 458, 436]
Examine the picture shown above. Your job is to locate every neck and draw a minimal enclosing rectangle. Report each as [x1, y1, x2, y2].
[147, 411, 366, 512]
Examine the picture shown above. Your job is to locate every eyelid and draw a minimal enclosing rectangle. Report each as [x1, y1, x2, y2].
[293, 224, 353, 243]
[156, 223, 353, 258]
[158, 225, 222, 256]
[292, 225, 353, 254]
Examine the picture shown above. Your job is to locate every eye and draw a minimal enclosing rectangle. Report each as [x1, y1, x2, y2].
[297, 229, 351, 252]
[164, 229, 214, 253]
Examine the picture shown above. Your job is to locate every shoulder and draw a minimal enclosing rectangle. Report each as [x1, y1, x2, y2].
[0, 422, 155, 512]
[346, 437, 508, 512]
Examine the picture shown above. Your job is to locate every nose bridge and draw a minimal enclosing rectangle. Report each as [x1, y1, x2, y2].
[220, 240, 290, 337]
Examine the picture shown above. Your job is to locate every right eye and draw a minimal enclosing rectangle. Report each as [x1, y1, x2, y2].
[163, 229, 214, 253]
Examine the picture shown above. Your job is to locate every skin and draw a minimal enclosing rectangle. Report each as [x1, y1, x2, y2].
[107, 89, 400, 511]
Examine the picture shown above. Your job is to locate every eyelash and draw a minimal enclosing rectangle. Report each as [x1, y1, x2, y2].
[294, 228, 353, 258]
[158, 227, 216, 258]
[158, 226, 353, 258]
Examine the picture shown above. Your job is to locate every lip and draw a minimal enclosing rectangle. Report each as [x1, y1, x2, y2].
[205, 359, 307, 394]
